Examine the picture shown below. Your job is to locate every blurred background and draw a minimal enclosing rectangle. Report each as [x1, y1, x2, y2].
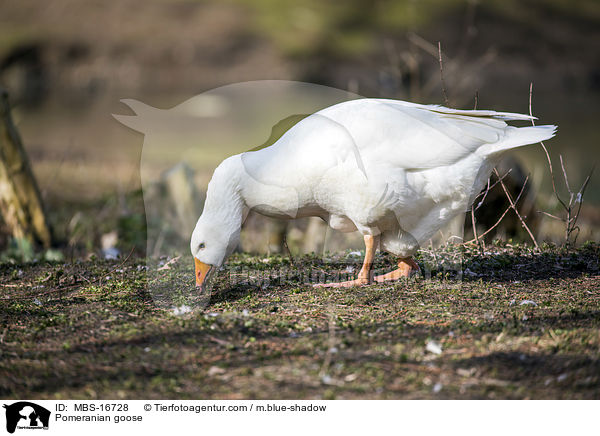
[0, 0, 598, 261]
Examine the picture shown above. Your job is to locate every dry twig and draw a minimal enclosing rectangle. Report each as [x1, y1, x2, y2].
[465, 174, 530, 245]
[468, 169, 513, 249]
[493, 168, 539, 249]
[438, 42, 450, 107]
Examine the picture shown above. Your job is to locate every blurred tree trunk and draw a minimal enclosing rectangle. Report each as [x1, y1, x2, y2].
[163, 162, 202, 241]
[0, 87, 52, 248]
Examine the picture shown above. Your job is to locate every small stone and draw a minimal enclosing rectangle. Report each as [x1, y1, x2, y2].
[344, 373, 358, 382]
[208, 366, 226, 376]
[172, 305, 192, 316]
[426, 340, 443, 355]
[103, 247, 120, 260]
[457, 368, 475, 377]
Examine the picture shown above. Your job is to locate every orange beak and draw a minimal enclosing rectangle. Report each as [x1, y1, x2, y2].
[194, 257, 212, 288]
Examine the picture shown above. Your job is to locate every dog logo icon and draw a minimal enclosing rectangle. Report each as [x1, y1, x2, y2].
[3, 402, 50, 433]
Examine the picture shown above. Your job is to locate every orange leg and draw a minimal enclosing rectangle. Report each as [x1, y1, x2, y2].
[374, 257, 420, 282]
[314, 235, 378, 288]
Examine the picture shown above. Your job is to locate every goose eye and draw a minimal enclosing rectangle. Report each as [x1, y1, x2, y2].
[199, 243, 205, 250]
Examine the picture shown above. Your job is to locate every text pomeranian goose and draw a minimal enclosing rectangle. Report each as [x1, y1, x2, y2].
[191, 98, 556, 288]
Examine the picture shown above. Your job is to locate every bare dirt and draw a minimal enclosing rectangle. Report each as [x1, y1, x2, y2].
[1, 242, 598, 399]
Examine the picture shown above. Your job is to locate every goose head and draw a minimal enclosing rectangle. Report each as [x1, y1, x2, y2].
[190, 156, 245, 290]
[190, 217, 235, 290]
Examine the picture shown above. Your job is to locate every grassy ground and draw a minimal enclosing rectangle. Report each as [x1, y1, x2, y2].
[0, 242, 598, 399]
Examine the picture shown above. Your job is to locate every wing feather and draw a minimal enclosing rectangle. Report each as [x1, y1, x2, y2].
[315, 99, 536, 169]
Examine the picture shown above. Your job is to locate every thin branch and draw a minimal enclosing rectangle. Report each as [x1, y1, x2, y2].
[569, 165, 595, 242]
[537, 210, 563, 221]
[464, 173, 530, 245]
[529, 83, 568, 211]
[571, 226, 582, 245]
[574, 166, 594, 220]
[282, 233, 295, 266]
[494, 169, 538, 249]
[470, 206, 483, 253]
[408, 32, 439, 58]
[438, 41, 449, 107]
[472, 169, 513, 210]
[559, 155, 572, 195]
[475, 178, 491, 211]
[465, 206, 511, 245]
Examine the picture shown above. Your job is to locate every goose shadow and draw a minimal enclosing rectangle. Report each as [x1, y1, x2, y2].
[455, 248, 600, 282]
[207, 245, 599, 301]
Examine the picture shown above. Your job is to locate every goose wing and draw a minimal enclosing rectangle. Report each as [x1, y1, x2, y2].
[316, 99, 539, 170]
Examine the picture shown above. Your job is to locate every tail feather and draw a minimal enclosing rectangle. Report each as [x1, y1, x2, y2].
[426, 105, 537, 121]
[485, 125, 557, 155]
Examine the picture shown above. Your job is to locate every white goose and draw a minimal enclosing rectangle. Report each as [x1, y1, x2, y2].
[191, 99, 556, 288]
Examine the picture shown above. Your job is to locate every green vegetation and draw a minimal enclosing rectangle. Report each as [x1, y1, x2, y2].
[1, 242, 598, 399]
